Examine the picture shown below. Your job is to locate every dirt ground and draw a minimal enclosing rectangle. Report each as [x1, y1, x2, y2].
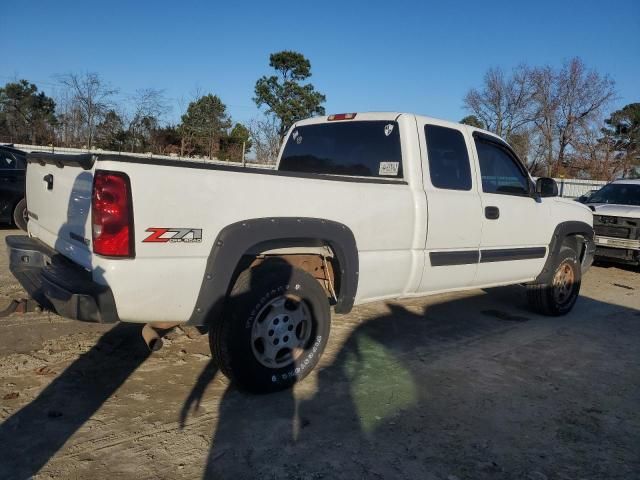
[0, 227, 639, 480]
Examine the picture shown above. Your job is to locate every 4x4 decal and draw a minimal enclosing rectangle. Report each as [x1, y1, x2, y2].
[143, 228, 202, 243]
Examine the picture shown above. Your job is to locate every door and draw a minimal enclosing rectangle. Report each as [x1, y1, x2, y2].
[471, 133, 550, 285]
[418, 120, 482, 292]
[0, 150, 25, 223]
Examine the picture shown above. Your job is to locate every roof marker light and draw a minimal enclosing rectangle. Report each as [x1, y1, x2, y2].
[327, 113, 357, 121]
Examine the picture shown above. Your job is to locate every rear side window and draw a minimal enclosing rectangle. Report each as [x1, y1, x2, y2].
[279, 121, 403, 178]
[475, 139, 530, 196]
[425, 125, 472, 190]
[15, 156, 26, 170]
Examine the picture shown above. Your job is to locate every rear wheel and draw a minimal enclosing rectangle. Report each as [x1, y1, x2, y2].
[210, 262, 331, 393]
[527, 245, 581, 316]
[13, 198, 28, 231]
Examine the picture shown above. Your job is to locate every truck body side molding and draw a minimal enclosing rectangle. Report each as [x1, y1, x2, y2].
[429, 247, 547, 267]
[429, 250, 479, 266]
[480, 247, 546, 263]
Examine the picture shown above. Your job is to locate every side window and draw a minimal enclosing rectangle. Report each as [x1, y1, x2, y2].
[475, 140, 530, 195]
[15, 155, 26, 170]
[425, 125, 472, 191]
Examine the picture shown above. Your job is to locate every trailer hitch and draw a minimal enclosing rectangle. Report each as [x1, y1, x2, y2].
[0, 298, 44, 318]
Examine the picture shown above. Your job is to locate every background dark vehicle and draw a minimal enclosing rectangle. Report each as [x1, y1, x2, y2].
[576, 188, 600, 203]
[588, 182, 640, 206]
[0, 145, 27, 231]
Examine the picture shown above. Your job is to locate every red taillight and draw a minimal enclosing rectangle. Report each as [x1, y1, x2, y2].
[92, 171, 134, 257]
[327, 113, 357, 121]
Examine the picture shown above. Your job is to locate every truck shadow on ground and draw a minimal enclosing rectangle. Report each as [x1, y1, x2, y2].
[0, 323, 151, 479]
[0, 173, 149, 479]
[0, 284, 638, 479]
[192, 285, 640, 479]
[593, 259, 640, 274]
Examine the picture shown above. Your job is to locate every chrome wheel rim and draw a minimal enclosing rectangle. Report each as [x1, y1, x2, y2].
[552, 262, 575, 305]
[251, 294, 313, 368]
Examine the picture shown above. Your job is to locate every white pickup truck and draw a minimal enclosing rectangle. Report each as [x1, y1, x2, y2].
[584, 179, 640, 266]
[7, 112, 595, 392]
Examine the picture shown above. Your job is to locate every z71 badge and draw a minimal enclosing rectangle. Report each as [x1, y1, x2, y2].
[143, 228, 202, 243]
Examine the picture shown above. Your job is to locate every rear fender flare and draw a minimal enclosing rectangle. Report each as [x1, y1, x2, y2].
[187, 217, 359, 326]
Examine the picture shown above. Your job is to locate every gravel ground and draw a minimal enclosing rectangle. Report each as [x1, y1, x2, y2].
[0, 227, 639, 480]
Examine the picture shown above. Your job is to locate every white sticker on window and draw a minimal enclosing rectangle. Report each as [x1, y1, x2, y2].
[379, 161, 399, 176]
[384, 124, 394, 136]
[292, 130, 299, 140]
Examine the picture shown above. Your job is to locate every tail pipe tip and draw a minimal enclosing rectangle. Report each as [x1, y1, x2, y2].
[141, 322, 180, 352]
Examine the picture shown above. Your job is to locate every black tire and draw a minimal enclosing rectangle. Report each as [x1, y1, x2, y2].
[13, 198, 28, 231]
[210, 262, 331, 393]
[527, 245, 581, 316]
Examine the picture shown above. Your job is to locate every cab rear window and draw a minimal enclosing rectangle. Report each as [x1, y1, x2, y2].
[279, 121, 403, 178]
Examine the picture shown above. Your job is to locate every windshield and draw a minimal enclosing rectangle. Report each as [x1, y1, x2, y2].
[588, 183, 640, 206]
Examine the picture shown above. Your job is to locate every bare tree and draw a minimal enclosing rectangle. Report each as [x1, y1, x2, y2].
[529, 66, 560, 174]
[569, 122, 620, 180]
[126, 88, 169, 152]
[57, 72, 118, 149]
[248, 115, 281, 164]
[131, 88, 169, 121]
[551, 58, 616, 175]
[465, 58, 616, 177]
[55, 87, 86, 148]
[463, 65, 535, 139]
[527, 60, 616, 177]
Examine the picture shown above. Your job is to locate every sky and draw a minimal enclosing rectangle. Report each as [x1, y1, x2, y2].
[2, 0, 639, 126]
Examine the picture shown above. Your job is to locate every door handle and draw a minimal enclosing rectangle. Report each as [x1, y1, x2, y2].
[485, 206, 500, 220]
[43, 174, 54, 190]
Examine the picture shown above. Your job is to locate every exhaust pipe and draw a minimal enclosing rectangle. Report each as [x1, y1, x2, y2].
[141, 322, 180, 351]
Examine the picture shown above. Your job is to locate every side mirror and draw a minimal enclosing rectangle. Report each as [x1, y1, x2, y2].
[535, 177, 558, 197]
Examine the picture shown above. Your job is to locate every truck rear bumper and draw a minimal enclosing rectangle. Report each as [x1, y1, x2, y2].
[6, 235, 119, 323]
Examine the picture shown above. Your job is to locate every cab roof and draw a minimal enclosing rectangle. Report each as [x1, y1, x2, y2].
[293, 112, 503, 141]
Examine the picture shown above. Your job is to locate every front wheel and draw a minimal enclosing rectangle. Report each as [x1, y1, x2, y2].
[13, 198, 28, 231]
[210, 262, 331, 393]
[527, 245, 581, 316]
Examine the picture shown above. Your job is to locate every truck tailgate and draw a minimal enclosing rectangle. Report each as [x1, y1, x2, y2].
[25, 153, 94, 269]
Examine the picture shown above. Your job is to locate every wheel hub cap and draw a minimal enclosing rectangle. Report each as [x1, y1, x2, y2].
[251, 295, 312, 368]
[552, 262, 575, 305]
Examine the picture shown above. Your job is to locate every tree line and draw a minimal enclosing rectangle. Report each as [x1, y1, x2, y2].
[1, 52, 637, 177]
[0, 51, 324, 163]
[460, 57, 639, 180]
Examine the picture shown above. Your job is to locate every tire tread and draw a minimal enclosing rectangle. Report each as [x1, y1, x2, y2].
[210, 266, 255, 382]
[13, 198, 27, 231]
[527, 244, 580, 316]
[209, 262, 330, 392]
